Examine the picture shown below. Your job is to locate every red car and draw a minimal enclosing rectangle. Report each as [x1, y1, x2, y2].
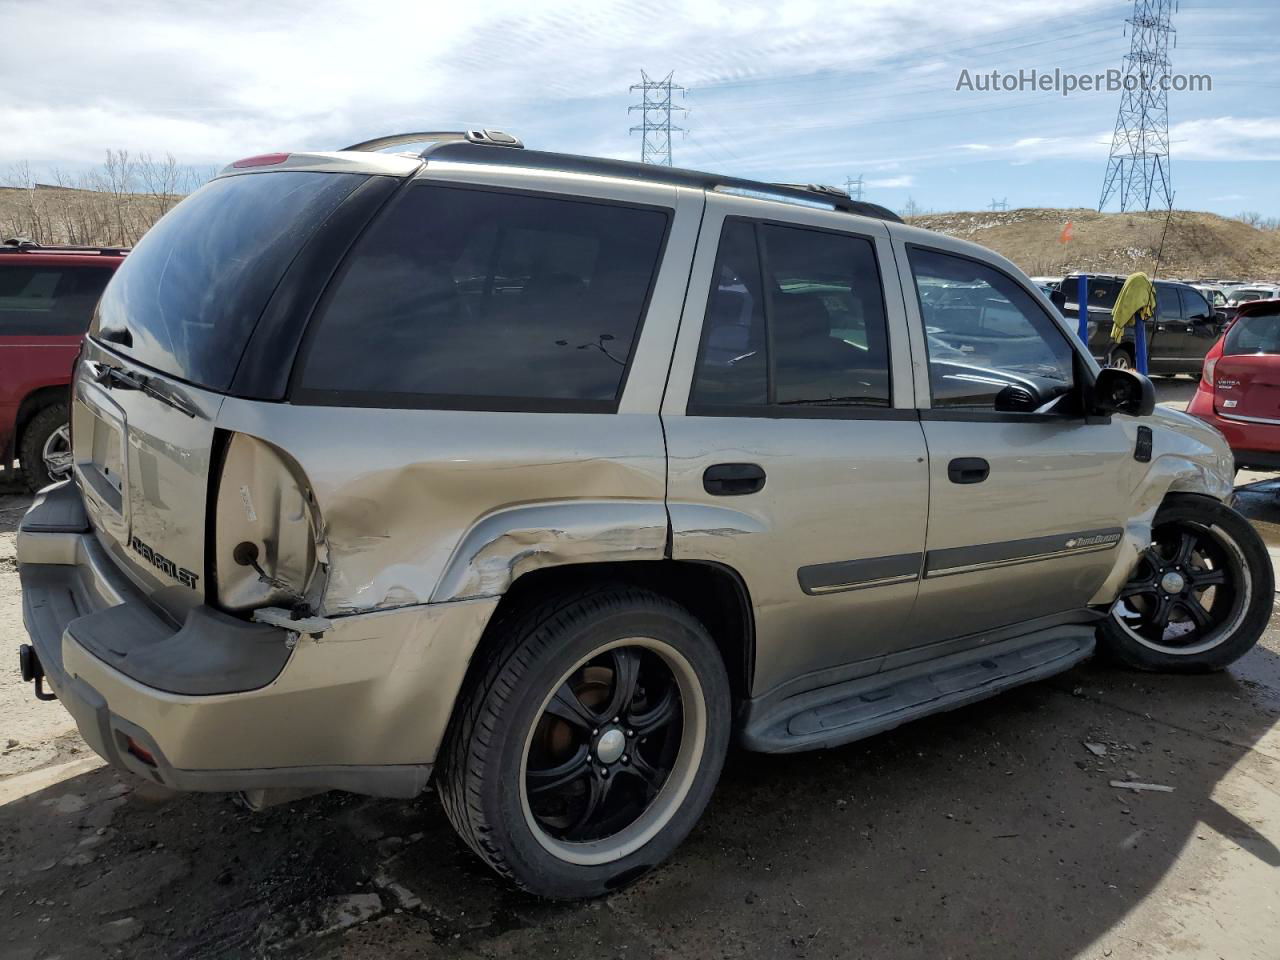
[1187, 298, 1280, 471]
[1, 238, 126, 489]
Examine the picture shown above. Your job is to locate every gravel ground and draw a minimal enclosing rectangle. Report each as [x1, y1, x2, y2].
[2, 380, 1279, 959]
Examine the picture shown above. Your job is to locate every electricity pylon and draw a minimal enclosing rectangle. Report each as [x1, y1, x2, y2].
[629, 71, 686, 166]
[1099, 0, 1176, 211]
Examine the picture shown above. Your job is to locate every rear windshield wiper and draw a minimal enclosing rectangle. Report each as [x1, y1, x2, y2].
[91, 363, 198, 418]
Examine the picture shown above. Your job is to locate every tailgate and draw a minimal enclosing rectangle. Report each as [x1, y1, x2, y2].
[1214, 354, 1280, 421]
[73, 341, 224, 621]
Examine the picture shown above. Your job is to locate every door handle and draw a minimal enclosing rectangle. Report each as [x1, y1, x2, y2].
[947, 457, 989, 484]
[703, 463, 766, 496]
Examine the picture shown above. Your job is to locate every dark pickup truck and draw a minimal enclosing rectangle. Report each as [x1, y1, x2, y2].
[1058, 273, 1223, 375]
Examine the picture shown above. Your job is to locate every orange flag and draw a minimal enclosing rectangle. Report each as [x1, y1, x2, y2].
[1059, 221, 1074, 244]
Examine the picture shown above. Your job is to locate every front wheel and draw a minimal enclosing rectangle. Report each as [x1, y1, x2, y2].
[1098, 498, 1273, 672]
[438, 587, 731, 898]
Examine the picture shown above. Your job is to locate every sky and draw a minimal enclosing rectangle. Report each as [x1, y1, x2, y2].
[3, 0, 1278, 217]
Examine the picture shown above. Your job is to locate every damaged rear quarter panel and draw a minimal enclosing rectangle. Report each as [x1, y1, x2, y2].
[214, 401, 668, 614]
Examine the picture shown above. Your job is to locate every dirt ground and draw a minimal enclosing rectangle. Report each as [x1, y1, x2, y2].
[3, 380, 1279, 960]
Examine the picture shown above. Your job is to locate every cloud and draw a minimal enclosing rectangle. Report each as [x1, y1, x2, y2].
[0, 0, 1117, 175]
[867, 175, 915, 188]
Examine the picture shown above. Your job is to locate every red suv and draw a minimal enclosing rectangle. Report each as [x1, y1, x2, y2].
[1187, 298, 1280, 471]
[1, 238, 126, 489]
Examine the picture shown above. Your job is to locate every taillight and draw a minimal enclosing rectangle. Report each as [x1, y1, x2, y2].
[212, 433, 324, 614]
[1203, 355, 1217, 387]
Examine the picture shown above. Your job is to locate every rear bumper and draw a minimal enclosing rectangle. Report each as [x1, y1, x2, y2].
[1186, 401, 1280, 470]
[17, 482, 498, 797]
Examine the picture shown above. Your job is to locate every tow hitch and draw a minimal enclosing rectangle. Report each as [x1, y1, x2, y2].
[18, 644, 57, 702]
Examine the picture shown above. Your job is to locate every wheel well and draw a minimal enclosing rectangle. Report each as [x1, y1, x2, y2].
[15, 385, 69, 452]
[472, 560, 755, 703]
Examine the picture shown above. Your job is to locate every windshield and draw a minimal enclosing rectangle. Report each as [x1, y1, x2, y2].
[92, 171, 366, 390]
[1224, 310, 1280, 355]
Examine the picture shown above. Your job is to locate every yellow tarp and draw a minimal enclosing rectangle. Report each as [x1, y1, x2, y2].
[1110, 272, 1156, 343]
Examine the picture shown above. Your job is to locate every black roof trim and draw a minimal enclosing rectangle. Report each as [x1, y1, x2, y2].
[420, 141, 903, 224]
[1, 237, 129, 256]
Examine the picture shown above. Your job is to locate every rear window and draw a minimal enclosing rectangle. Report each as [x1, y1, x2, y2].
[92, 171, 367, 390]
[295, 184, 670, 411]
[0, 265, 113, 335]
[1224, 310, 1280, 355]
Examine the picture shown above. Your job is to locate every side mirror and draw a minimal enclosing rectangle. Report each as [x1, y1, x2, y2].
[1092, 367, 1155, 417]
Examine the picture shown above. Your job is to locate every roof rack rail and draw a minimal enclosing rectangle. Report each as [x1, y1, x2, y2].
[1, 237, 130, 256]
[416, 141, 905, 225]
[342, 129, 523, 154]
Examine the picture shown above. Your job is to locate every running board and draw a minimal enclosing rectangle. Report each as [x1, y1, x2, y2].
[740, 626, 1095, 753]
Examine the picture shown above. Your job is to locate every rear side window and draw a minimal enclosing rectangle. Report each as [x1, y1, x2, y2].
[689, 219, 892, 411]
[1224, 311, 1280, 355]
[0, 265, 113, 335]
[93, 171, 367, 390]
[296, 184, 670, 410]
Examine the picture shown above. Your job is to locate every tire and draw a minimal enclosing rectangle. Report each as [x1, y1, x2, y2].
[438, 586, 731, 899]
[19, 403, 71, 492]
[1098, 497, 1273, 672]
[1109, 345, 1135, 371]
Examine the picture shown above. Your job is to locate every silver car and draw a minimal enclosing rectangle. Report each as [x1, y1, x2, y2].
[17, 131, 1272, 899]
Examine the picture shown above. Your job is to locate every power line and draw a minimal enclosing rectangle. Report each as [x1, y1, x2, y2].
[846, 174, 865, 201]
[1099, 0, 1177, 211]
[629, 71, 687, 166]
[989, 197, 1009, 211]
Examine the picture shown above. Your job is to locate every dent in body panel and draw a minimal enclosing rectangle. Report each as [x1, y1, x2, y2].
[430, 500, 670, 602]
[213, 402, 669, 615]
[1087, 411, 1235, 606]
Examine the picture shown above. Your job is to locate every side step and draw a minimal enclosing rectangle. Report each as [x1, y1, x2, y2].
[740, 626, 1095, 753]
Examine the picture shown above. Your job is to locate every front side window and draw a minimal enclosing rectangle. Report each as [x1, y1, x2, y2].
[689, 219, 892, 411]
[0, 265, 113, 335]
[1156, 285, 1181, 321]
[909, 247, 1076, 411]
[298, 184, 669, 409]
[1180, 288, 1213, 321]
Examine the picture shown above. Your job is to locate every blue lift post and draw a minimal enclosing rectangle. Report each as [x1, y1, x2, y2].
[1134, 307, 1149, 374]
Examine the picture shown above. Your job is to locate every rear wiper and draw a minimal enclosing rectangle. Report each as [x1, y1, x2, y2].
[92, 363, 198, 418]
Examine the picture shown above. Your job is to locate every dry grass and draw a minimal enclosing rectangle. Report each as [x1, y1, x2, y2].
[1, 152, 213, 248]
[907, 207, 1280, 282]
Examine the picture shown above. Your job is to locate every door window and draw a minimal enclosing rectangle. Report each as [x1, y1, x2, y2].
[0, 266, 113, 335]
[908, 248, 1076, 411]
[1156, 285, 1182, 322]
[689, 220, 892, 411]
[1179, 287, 1213, 322]
[297, 184, 670, 410]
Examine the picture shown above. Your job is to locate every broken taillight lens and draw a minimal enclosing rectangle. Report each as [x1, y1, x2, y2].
[212, 432, 323, 614]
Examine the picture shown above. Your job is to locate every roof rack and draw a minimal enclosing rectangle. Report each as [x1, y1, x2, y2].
[1, 237, 129, 256]
[342, 129, 524, 154]
[419, 141, 904, 224]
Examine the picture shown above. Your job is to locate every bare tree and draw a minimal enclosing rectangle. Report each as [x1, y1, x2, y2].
[1, 152, 214, 246]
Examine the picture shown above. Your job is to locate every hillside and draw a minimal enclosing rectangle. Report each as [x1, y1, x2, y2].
[7, 183, 1280, 283]
[907, 207, 1280, 281]
[0, 183, 181, 248]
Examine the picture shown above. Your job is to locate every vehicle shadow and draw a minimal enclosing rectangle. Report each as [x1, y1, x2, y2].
[2, 638, 1277, 960]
